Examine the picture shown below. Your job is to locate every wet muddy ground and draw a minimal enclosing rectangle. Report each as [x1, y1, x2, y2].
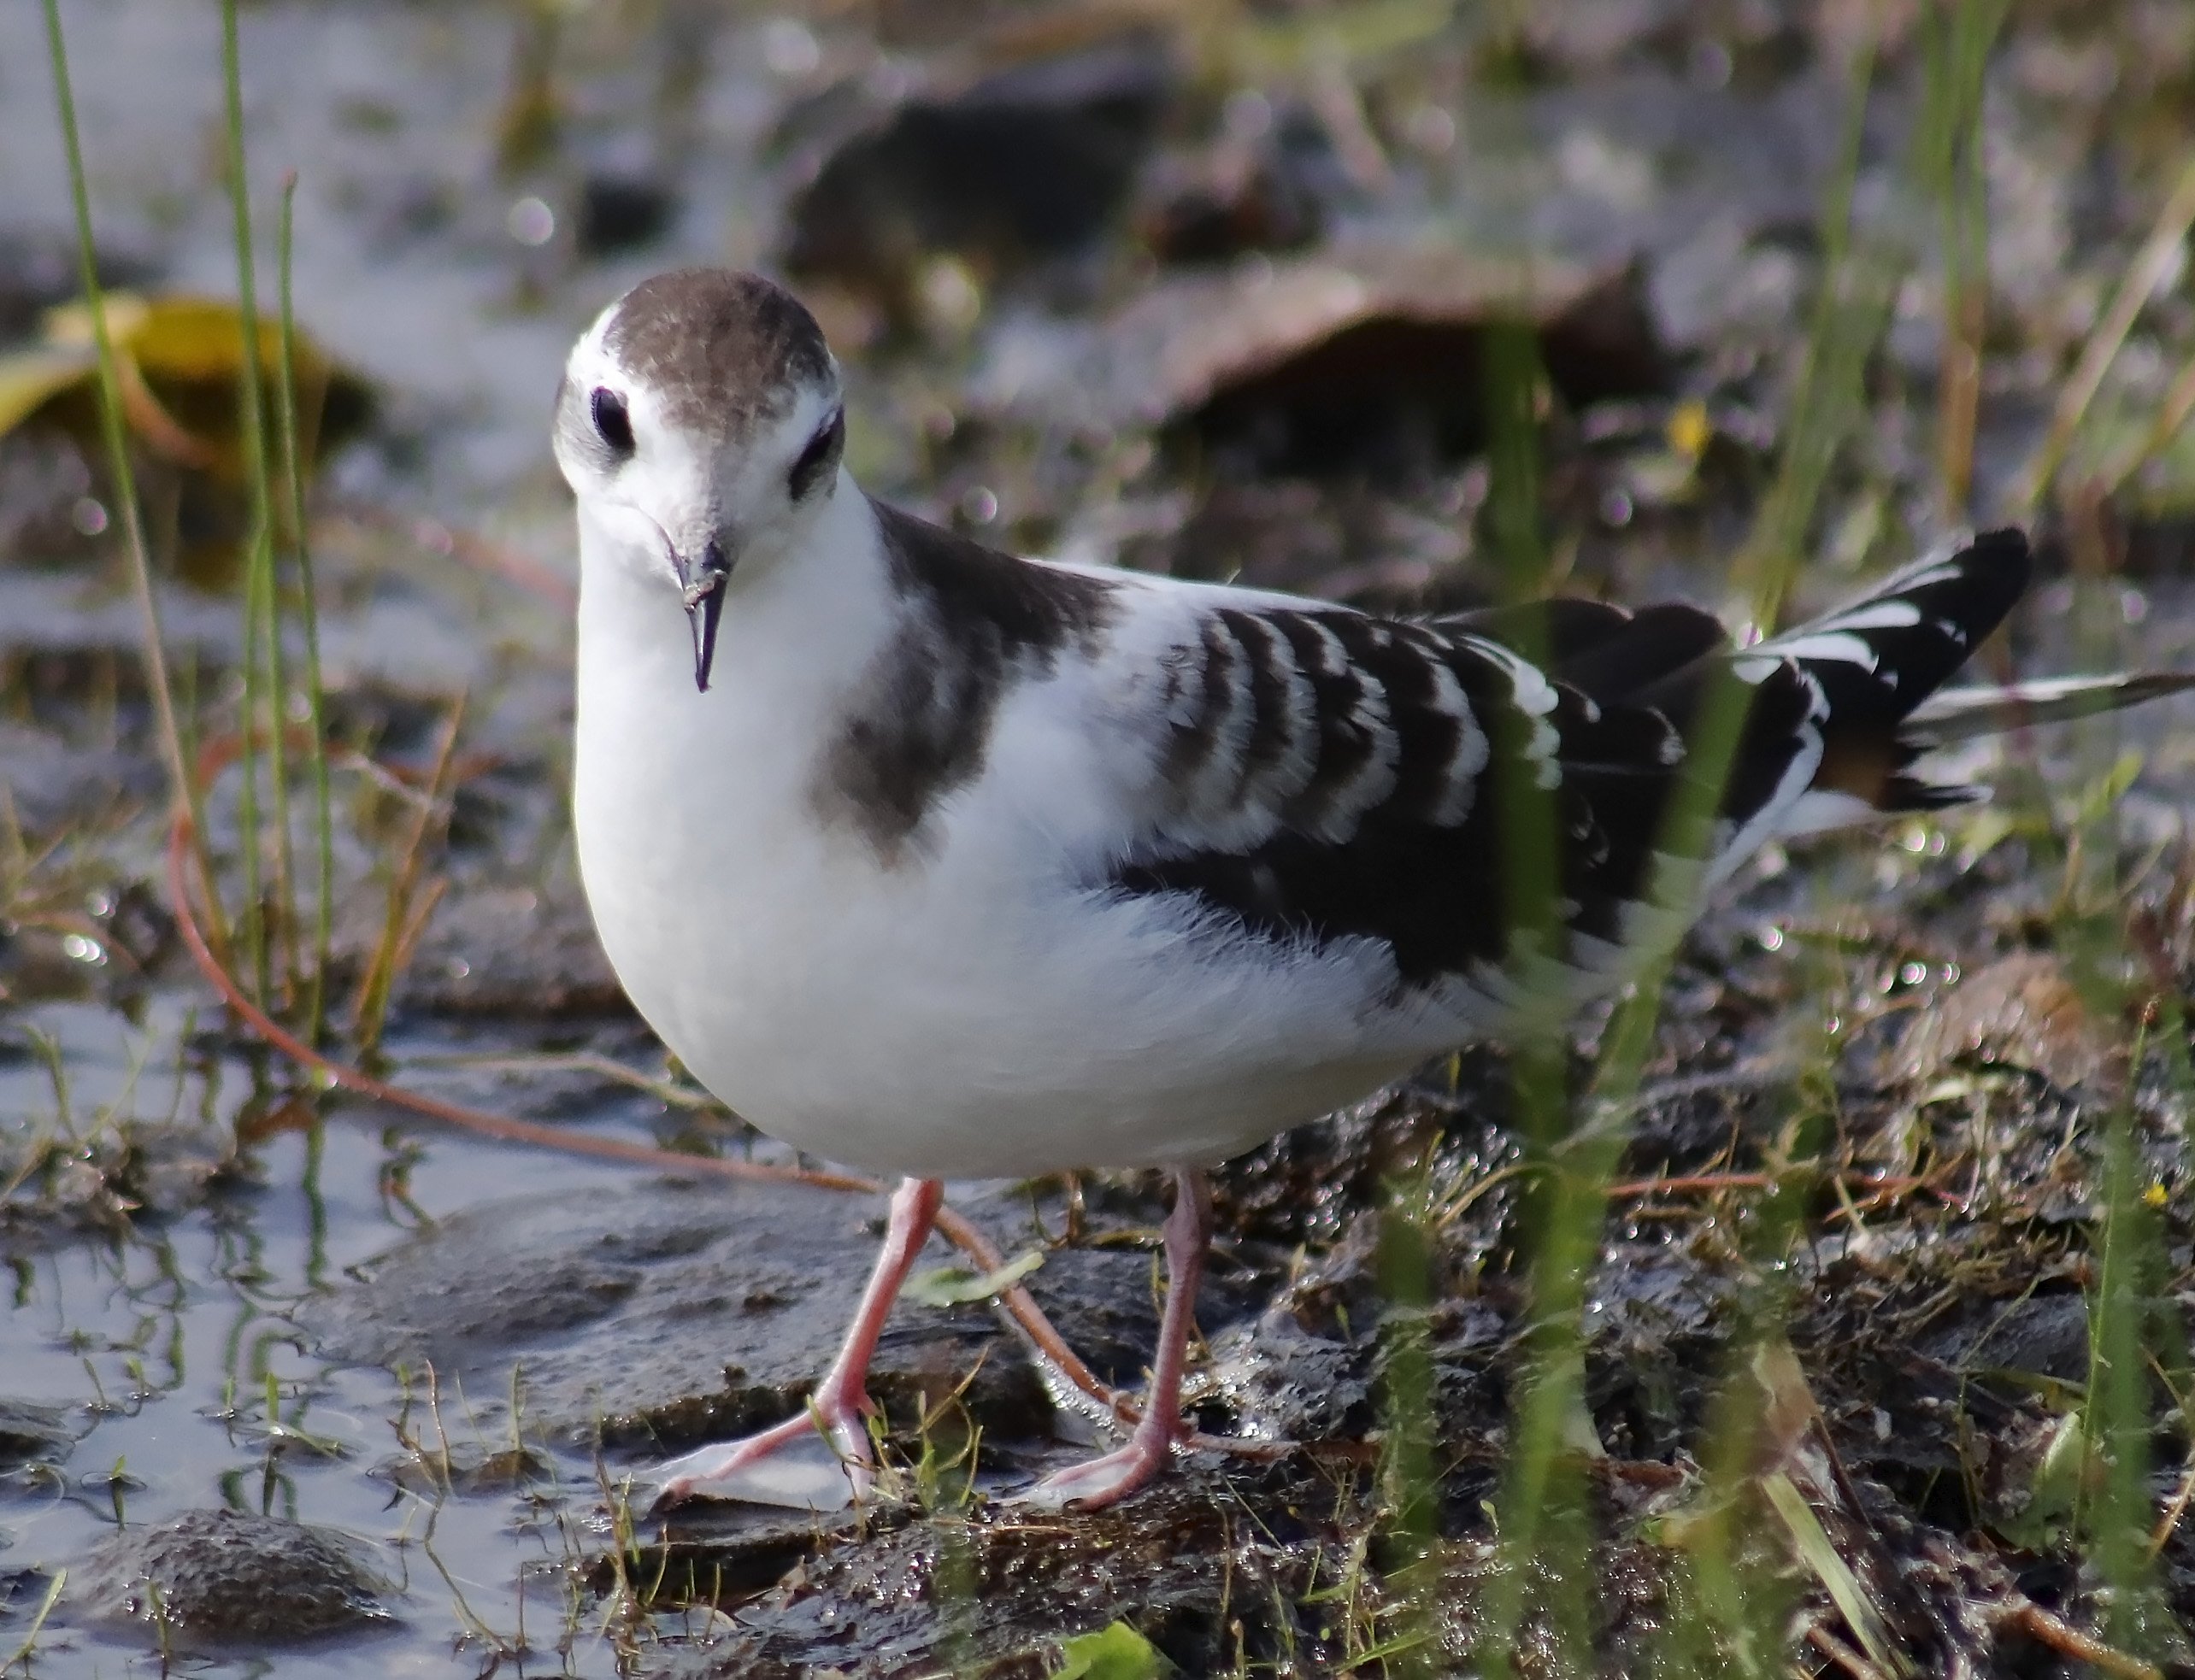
[8, 1, 2195, 1675]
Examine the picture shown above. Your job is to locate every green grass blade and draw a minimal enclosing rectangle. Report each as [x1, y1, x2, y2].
[2081, 1040, 2166, 1648]
[274, 173, 336, 1045]
[1374, 1186, 1439, 1677]
[1471, 303, 1602, 1675]
[1767, 1466, 1909, 1675]
[2, 1566, 65, 1671]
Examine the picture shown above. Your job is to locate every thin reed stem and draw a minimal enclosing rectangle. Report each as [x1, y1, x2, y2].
[2107, 348, 2195, 495]
[2018, 154, 2195, 514]
[1739, 26, 1886, 613]
[352, 700, 466, 1059]
[40, 0, 228, 963]
[274, 175, 336, 1044]
[1921, 0, 2004, 518]
[220, 0, 281, 1006]
[251, 521, 300, 1005]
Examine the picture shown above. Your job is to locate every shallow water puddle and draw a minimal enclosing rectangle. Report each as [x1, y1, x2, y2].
[0, 997, 699, 1675]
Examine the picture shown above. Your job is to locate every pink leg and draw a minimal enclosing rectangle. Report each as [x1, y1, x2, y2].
[1017, 1167, 1212, 1511]
[653, 1176, 944, 1507]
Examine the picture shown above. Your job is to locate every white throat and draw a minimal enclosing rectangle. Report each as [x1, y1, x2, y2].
[574, 469, 886, 712]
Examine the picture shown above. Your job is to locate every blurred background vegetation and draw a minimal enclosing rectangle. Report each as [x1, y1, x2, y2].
[7, 1, 2195, 1676]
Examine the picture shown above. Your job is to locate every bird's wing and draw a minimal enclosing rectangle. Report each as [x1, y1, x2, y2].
[1092, 529, 2036, 999]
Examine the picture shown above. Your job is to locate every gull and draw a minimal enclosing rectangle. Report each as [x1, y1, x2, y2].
[554, 267, 2188, 1511]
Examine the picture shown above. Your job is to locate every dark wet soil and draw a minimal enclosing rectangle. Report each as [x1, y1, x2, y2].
[8, 2, 2195, 1677]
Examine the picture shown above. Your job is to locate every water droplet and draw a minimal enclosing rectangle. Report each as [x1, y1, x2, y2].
[507, 197, 556, 247]
[916, 256, 981, 335]
[762, 17, 821, 78]
[1406, 104, 1456, 156]
[1222, 89, 1274, 143]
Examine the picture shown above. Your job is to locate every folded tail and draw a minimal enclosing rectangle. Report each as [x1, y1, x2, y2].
[1748, 527, 2192, 823]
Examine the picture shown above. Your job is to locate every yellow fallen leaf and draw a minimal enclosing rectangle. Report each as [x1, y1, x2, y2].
[0, 343, 97, 438]
[38, 291, 151, 350]
[4, 291, 367, 487]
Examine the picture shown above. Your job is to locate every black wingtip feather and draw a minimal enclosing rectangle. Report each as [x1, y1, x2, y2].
[1763, 527, 2033, 728]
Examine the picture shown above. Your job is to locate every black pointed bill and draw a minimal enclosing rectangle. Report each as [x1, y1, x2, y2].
[678, 538, 732, 691]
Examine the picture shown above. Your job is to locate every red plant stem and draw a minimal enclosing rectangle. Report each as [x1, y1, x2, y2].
[1603, 1170, 1934, 1201]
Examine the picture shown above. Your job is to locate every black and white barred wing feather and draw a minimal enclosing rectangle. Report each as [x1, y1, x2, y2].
[1096, 528, 2142, 1017]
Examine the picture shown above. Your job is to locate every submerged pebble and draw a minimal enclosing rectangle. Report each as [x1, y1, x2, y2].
[69, 1508, 396, 1644]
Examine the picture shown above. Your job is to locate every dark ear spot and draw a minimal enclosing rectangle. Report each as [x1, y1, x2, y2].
[788, 408, 844, 501]
[591, 387, 635, 457]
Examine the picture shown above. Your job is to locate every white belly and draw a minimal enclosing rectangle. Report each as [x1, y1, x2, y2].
[578, 812, 1419, 1175]
[574, 684, 1427, 1178]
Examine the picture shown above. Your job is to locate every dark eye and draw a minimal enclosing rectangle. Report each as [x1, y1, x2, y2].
[591, 387, 634, 456]
[787, 408, 844, 500]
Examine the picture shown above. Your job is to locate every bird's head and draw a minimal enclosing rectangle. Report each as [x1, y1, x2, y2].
[554, 268, 846, 691]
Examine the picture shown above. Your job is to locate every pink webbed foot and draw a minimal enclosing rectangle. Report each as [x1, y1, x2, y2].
[1013, 1167, 1212, 1513]
[647, 1383, 877, 1512]
[642, 1177, 945, 1514]
[1015, 1419, 1183, 1511]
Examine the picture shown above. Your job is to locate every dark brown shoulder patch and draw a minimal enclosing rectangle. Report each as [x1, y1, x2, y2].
[603, 269, 833, 438]
[868, 499, 1117, 660]
[812, 500, 1121, 862]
